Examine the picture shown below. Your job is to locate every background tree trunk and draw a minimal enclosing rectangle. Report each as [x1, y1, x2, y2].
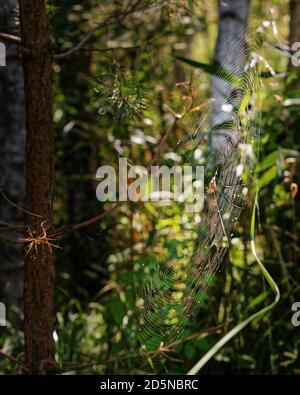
[289, 0, 300, 88]
[209, 0, 250, 171]
[0, 0, 25, 324]
[19, 0, 55, 373]
[205, 0, 250, 323]
[289, 0, 300, 47]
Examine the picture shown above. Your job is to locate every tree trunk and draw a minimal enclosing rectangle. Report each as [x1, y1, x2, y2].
[0, 0, 25, 324]
[209, 0, 250, 172]
[289, 0, 300, 88]
[289, 0, 300, 47]
[202, 0, 250, 309]
[19, 0, 55, 374]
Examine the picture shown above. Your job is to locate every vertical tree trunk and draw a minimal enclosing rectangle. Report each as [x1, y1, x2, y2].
[19, 0, 55, 373]
[203, 0, 250, 314]
[283, 0, 300, 281]
[0, 0, 25, 324]
[209, 0, 250, 171]
[289, 0, 300, 88]
[289, 0, 300, 47]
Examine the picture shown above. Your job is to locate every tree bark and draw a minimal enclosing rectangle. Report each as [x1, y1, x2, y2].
[288, 0, 300, 89]
[200, 0, 250, 296]
[289, 0, 300, 47]
[0, 0, 25, 324]
[19, 0, 55, 373]
[209, 0, 250, 172]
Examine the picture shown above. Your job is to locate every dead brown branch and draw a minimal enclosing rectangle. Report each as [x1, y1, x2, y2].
[0, 32, 21, 44]
[0, 190, 43, 219]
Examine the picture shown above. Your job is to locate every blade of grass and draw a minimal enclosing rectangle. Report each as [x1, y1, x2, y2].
[174, 56, 242, 88]
[187, 190, 280, 375]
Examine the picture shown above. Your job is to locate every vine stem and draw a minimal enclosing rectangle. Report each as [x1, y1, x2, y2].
[187, 190, 280, 375]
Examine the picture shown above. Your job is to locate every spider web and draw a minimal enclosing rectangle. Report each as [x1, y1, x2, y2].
[127, 21, 283, 359]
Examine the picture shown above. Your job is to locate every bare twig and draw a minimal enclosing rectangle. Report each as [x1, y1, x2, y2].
[79, 32, 164, 54]
[54, 201, 125, 237]
[73, 201, 124, 231]
[53, 20, 113, 60]
[0, 350, 28, 372]
[0, 33, 30, 57]
[0, 32, 21, 44]
[0, 220, 26, 231]
[0, 233, 20, 244]
[0, 190, 42, 219]
[53, 2, 154, 60]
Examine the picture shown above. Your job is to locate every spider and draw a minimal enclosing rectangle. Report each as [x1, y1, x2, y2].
[207, 175, 218, 194]
[205, 173, 245, 244]
[206, 172, 245, 209]
[21, 221, 61, 256]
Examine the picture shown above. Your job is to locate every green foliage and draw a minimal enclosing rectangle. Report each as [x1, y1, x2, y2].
[175, 55, 243, 87]
[1, 0, 299, 376]
[93, 72, 148, 119]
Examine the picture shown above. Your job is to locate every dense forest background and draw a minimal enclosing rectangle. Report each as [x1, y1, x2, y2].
[0, 0, 299, 375]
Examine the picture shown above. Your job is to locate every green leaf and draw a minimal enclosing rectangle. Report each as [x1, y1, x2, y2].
[174, 56, 242, 88]
[109, 296, 125, 325]
[258, 165, 277, 189]
[257, 150, 278, 172]
[247, 291, 268, 309]
[187, 191, 280, 375]
[238, 91, 251, 115]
